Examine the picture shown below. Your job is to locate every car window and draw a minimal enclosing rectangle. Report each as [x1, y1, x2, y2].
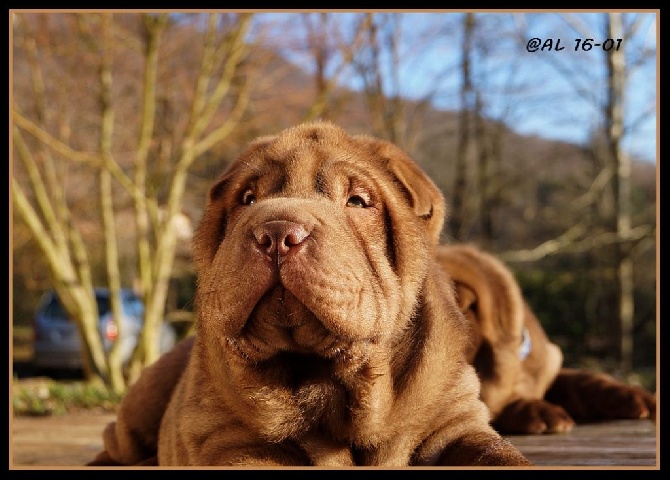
[95, 295, 111, 316]
[42, 297, 70, 321]
[126, 297, 144, 318]
[39, 290, 145, 321]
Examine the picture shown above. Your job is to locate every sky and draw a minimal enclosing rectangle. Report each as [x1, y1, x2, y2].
[254, 11, 657, 164]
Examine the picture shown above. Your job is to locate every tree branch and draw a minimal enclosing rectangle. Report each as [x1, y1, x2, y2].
[498, 224, 654, 263]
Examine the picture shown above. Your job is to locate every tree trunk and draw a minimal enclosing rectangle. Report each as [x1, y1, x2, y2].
[450, 13, 475, 241]
[474, 91, 495, 247]
[606, 13, 634, 375]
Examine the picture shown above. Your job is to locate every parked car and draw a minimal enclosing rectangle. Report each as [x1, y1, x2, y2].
[32, 288, 177, 372]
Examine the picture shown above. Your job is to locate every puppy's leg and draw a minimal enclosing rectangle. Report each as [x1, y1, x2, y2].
[545, 368, 656, 422]
[436, 431, 532, 466]
[87, 337, 194, 466]
[298, 432, 355, 466]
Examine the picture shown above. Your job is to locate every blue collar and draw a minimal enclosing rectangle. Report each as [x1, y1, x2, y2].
[519, 327, 531, 360]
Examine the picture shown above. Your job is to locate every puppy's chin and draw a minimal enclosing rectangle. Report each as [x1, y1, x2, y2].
[224, 285, 364, 365]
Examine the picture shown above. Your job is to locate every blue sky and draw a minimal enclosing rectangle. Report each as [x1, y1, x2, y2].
[253, 12, 657, 164]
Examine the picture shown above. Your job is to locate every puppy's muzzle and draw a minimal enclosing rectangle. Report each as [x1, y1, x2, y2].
[253, 220, 311, 262]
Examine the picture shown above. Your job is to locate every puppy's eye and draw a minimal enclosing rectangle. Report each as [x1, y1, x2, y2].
[241, 189, 256, 206]
[346, 195, 368, 208]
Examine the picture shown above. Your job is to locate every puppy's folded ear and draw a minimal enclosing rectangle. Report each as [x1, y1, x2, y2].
[454, 283, 478, 314]
[437, 245, 525, 341]
[373, 140, 446, 245]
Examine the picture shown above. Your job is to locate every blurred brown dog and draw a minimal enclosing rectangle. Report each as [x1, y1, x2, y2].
[89, 122, 530, 467]
[436, 244, 656, 435]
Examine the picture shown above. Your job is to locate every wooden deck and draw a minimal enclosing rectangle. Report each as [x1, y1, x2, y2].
[11, 413, 658, 469]
[505, 419, 658, 468]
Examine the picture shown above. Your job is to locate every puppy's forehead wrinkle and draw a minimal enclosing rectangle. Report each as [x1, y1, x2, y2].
[238, 144, 388, 204]
[315, 169, 327, 195]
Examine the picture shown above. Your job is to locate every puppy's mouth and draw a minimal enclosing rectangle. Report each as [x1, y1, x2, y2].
[228, 285, 356, 363]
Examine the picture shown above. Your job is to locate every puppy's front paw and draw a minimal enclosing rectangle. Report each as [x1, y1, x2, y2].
[588, 383, 656, 421]
[493, 399, 575, 434]
[546, 370, 656, 422]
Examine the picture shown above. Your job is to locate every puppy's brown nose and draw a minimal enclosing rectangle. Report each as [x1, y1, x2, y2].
[253, 220, 310, 258]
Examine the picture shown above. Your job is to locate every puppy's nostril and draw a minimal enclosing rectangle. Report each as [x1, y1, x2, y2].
[257, 233, 273, 250]
[253, 221, 310, 258]
[283, 230, 307, 248]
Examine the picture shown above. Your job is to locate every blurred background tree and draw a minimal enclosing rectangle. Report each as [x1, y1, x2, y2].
[12, 12, 258, 392]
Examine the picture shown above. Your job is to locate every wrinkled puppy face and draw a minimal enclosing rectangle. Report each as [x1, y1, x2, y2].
[192, 122, 445, 369]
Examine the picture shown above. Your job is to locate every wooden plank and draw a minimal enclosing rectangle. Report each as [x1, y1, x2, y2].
[505, 419, 658, 468]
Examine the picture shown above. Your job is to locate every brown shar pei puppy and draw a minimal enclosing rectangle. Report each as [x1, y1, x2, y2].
[436, 244, 656, 435]
[89, 121, 530, 467]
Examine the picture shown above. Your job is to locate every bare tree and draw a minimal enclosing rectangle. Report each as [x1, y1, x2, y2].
[449, 13, 475, 242]
[12, 12, 255, 391]
[346, 13, 460, 155]
[299, 13, 372, 123]
[498, 13, 655, 376]
[605, 13, 634, 375]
